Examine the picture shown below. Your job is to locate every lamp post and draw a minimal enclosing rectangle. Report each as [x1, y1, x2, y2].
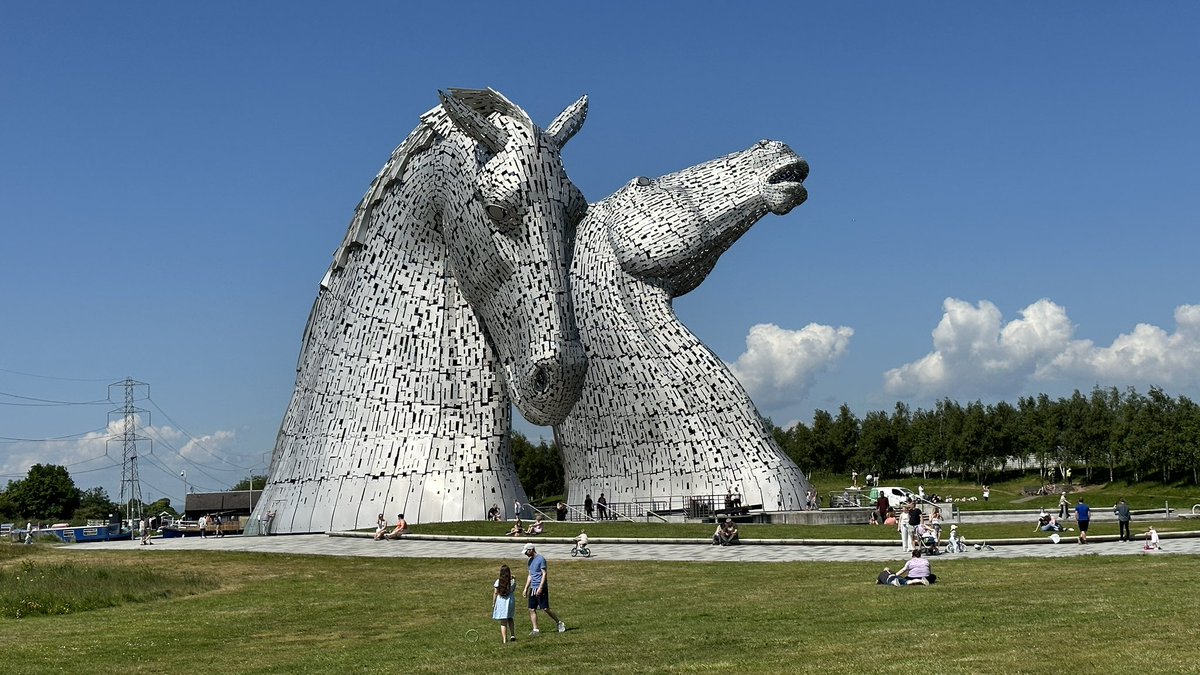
[180, 470, 188, 521]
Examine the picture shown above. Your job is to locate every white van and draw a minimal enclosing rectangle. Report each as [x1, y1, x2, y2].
[869, 486, 916, 510]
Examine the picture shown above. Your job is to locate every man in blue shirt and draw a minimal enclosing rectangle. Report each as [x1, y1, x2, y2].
[1075, 498, 1091, 544]
[522, 543, 565, 635]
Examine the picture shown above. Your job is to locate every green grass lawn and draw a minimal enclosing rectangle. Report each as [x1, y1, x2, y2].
[2, 542, 1197, 674]
[806, 473, 1200, 513]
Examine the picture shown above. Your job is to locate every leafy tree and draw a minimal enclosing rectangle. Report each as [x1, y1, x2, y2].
[808, 409, 835, 474]
[143, 497, 178, 519]
[6, 464, 81, 521]
[511, 432, 564, 502]
[1178, 395, 1200, 485]
[231, 475, 268, 491]
[780, 420, 815, 473]
[74, 486, 120, 522]
[0, 486, 14, 521]
[1087, 386, 1122, 483]
[855, 410, 893, 477]
[828, 404, 859, 476]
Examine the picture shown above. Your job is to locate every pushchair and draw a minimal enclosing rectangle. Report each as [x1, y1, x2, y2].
[916, 531, 940, 556]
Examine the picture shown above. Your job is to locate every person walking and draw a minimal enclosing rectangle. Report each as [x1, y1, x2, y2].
[522, 543, 565, 635]
[492, 564, 517, 644]
[1114, 499, 1132, 541]
[584, 494, 594, 520]
[1075, 497, 1091, 544]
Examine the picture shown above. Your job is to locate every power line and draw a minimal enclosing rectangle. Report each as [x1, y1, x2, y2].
[140, 426, 240, 486]
[0, 389, 110, 404]
[145, 396, 256, 471]
[0, 367, 117, 382]
[0, 427, 110, 442]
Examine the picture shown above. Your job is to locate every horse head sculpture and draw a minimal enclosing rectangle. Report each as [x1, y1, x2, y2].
[607, 140, 808, 296]
[557, 140, 813, 514]
[253, 89, 589, 532]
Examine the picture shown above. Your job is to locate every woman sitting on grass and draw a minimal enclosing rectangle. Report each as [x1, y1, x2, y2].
[524, 516, 545, 535]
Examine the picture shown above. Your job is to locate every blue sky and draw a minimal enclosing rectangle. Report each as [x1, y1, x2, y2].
[2, 3, 1197, 508]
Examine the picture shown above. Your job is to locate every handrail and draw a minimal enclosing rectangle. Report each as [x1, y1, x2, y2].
[644, 510, 669, 523]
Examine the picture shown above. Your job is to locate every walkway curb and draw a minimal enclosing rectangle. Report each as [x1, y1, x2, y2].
[327, 529, 1200, 547]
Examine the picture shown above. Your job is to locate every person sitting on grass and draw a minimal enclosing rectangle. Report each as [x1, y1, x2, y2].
[718, 518, 739, 546]
[525, 515, 545, 535]
[506, 517, 523, 536]
[381, 513, 410, 540]
[894, 549, 936, 585]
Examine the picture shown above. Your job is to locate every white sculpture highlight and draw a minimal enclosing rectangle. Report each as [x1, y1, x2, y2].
[250, 88, 589, 533]
[555, 140, 813, 513]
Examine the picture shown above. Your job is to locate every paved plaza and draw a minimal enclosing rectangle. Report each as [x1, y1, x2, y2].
[67, 530, 1199, 563]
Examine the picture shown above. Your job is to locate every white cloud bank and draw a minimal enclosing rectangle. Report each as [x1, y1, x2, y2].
[727, 322, 854, 408]
[0, 416, 243, 497]
[885, 299, 1200, 399]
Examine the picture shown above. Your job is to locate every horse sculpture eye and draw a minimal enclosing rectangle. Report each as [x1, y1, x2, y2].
[485, 203, 520, 234]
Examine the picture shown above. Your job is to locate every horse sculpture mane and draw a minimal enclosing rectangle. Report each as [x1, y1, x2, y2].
[251, 88, 589, 533]
[555, 140, 813, 514]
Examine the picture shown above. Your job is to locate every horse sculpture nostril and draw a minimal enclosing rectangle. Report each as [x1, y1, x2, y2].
[531, 364, 551, 396]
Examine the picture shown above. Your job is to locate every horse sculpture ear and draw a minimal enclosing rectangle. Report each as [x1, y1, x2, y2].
[438, 90, 508, 155]
[545, 95, 588, 150]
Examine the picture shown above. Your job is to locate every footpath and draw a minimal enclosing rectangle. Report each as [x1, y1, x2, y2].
[67, 528, 1200, 563]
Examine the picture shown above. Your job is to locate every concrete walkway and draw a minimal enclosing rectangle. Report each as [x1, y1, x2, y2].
[67, 530, 1200, 563]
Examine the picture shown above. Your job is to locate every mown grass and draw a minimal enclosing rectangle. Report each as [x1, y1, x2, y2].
[1, 542, 1198, 674]
[807, 473, 1200, 513]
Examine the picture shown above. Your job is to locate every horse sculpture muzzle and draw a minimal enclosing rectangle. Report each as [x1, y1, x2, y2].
[514, 340, 588, 426]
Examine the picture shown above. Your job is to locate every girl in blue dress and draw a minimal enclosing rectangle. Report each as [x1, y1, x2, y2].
[492, 564, 517, 643]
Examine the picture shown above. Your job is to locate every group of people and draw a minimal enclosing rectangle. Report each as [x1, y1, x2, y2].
[196, 513, 225, 539]
[373, 513, 410, 540]
[506, 515, 545, 536]
[711, 518, 740, 545]
[583, 493, 614, 520]
[1034, 509, 1066, 532]
[877, 549, 937, 586]
[490, 543, 566, 643]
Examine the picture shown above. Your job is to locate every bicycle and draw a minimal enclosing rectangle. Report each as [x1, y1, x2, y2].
[570, 542, 591, 558]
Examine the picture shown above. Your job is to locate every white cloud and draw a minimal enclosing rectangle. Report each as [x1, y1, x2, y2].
[1044, 304, 1200, 385]
[885, 299, 1200, 399]
[727, 322, 854, 408]
[0, 415, 244, 498]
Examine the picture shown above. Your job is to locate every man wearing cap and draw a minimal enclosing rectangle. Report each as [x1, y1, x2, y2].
[522, 543, 565, 635]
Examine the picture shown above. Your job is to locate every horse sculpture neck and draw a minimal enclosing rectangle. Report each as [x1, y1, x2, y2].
[556, 141, 812, 514]
[253, 89, 589, 533]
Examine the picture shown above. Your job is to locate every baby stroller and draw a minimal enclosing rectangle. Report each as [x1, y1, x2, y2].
[916, 530, 940, 556]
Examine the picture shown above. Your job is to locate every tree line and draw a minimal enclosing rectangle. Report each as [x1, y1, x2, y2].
[0, 464, 178, 524]
[6, 385, 1194, 521]
[511, 385, 1200, 499]
[772, 385, 1200, 485]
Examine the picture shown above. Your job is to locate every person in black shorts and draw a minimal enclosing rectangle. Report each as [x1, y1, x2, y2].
[1074, 498, 1091, 544]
